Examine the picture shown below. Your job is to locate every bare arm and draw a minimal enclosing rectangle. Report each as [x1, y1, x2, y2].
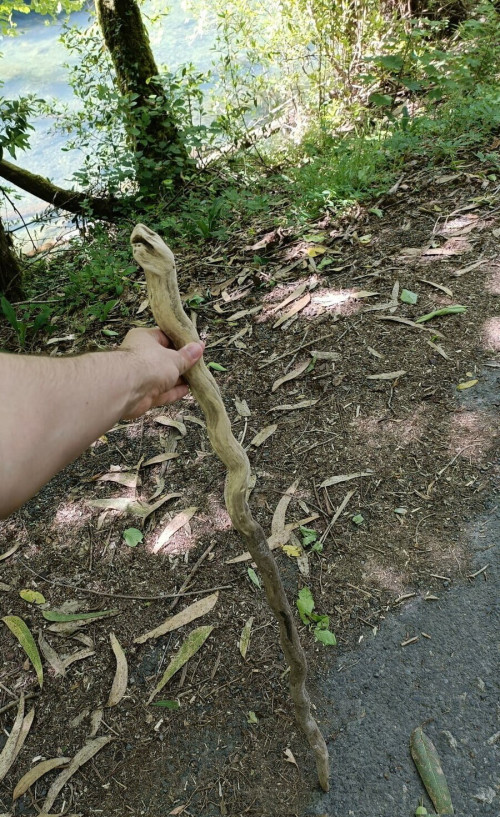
[0, 328, 204, 519]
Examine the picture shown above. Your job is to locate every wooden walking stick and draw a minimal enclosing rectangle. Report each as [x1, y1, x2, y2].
[131, 224, 330, 791]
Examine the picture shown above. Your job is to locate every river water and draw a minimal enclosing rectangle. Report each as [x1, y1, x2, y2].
[0, 2, 215, 232]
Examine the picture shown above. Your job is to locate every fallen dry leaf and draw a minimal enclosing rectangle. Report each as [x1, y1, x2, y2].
[273, 293, 311, 329]
[238, 616, 254, 659]
[153, 507, 198, 554]
[272, 360, 310, 392]
[106, 633, 128, 707]
[0, 695, 25, 782]
[96, 471, 139, 489]
[284, 747, 299, 767]
[418, 278, 453, 297]
[269, 283, 308, 314]
[268, 399, 319, 413]
[427, 340, 450, 360]
[272, 479, 300, 536]
[250, 424, 277, 447]
[320, 471, 373, 489]
[134, 593, 219, 644]
[234, 397, 251, 417]
[376, 315, 444, 337]
[0, 542, 20, 562]
[154, 417, 187, 436]
[41, 736, 113, 814]
[13, 757, 71, 800]
[38, 632, 66, 677]
[366, 370, 406, 380]
[141, 452, 180, 467]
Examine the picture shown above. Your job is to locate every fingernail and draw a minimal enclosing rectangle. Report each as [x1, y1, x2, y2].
[187, 342, 203, 360]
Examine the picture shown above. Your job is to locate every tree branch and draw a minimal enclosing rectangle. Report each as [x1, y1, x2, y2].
[0, 158, 124, 220]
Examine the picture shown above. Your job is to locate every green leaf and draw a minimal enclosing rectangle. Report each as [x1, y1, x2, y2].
[123, 528, 143, 547]
[2, 615, 43, 688]
[415, 305, 466, 323]
[0, 295, 19, 332]
[247, 568, 261, 589]
[300, 526, 318, 547]
[207, 361, 228, 372]
[375, 54, 404, 71]
[19, 589, 46, 605]
[42, 609, 119, 622]
[151, 700, 180, 709]
[352, 514, 364, 525]
[314, 627, 337, 646]
[369, 207, 384, 218]
[148, 625, 213, 703]
[247, 710, 258, 724]
[297, 586, 315, 624]
[369, 92, 393, 107]
[410, 727, 454, 814]
[102, 328, 119, 337]
[401, 289, 418, 305]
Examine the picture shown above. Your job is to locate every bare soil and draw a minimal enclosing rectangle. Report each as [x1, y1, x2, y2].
[1, 154, 499, 817]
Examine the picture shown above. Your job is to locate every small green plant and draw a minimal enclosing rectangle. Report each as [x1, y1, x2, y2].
[296, 587, 336, 646]
[299, 526, 323, 553]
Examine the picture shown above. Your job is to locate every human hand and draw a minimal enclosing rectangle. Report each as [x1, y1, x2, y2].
[118, 327, 204, 420]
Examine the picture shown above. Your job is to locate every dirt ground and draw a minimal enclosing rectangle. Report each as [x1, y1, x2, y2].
[1, 153, 499, 817]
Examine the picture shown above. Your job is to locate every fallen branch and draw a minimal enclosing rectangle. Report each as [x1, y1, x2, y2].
[131, 223, 330, 791]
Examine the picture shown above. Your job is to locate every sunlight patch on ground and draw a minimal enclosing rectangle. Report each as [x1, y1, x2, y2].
[482, 316, 500, 350]
[485, 265, 500, 295]
[361, 559, 406, 594]
[51, 501, 91, 538]
[448, 410, 498, 461]
[351, 405, 427, 449]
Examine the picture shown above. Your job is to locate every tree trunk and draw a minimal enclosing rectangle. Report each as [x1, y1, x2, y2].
[0, 216, 23, 300]
[95, 0, 190, 188]
[0, 158, 123, 220]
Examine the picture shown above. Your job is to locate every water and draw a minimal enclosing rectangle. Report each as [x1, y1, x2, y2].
[0, 2, 215, 231]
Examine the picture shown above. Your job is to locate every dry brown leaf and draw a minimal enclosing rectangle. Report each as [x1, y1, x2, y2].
[0, 582, 11, 591]
[13, 757, 71, 800]
[427, 340, 450, 360]
[134, 592, 219, 644]
[418, 278, 453, 297]
[271, 360, 310, 392]
[0, 542, 20, 562]
[268, 399, 319, 413]
[273, 293, 311, 329]
[61, 648, 95, 670]
[238, 616, 254, 659]
[353, 290, 378, 299]
[154, 417, 187, 436]
[367, 346, 383, 359]
[367, 370, 406, 380]
[106, 633, 128, 707]
[310, 350, 340, 360]
[38, 632, 65, 677]
[284, 747, 299, 767]
[451, 257, 486, 277]
[13, 708, 35, 768]
[269, 283, 307, 314]
[88, 708, 103, 738]
[250, 424, 277, 447]
[320, 471, 373, 489]
[41, 736, 113, 814]
[227, 305, 262, 322]
[183, 415, 206, 428]
[141, 453, 180, 467]
[272, 479, 300, 536]
[96, 471, 139, 489]
[234, 397, 251, 417]
[0, 694, 25, 782]
[376, 315, 444, 337]
[153, 507, 198, 554]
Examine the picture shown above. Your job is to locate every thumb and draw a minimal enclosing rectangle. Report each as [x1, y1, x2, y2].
[176, 341, 205, 375]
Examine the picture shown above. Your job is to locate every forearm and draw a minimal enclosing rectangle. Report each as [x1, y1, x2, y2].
[0, 350, 139, 518]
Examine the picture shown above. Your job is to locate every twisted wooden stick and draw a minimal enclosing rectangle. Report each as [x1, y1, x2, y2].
[130, 224, 330, 791]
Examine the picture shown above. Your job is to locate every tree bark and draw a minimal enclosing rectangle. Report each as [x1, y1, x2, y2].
[0, 158, 122, 220]
[0, 215, 23, 300]
[95, 0, 190, 187]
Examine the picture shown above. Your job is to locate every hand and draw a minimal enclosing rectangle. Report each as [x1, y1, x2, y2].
[119, 327, 205, 420]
